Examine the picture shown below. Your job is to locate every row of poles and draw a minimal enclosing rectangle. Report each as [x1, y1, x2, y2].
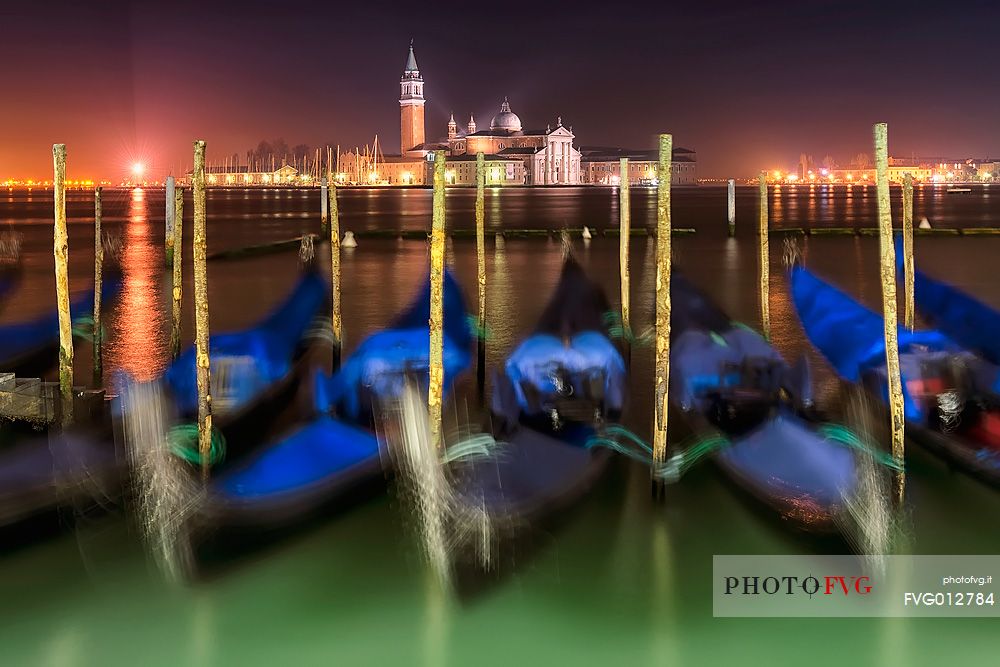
[49, 124, 910, 502]
[749, 123, 910, 503]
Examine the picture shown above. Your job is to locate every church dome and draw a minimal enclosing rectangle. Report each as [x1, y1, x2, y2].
[490, 97, 522, 132]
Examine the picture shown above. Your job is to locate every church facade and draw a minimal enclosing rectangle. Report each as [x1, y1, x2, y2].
[443, 99, 582, 185]
[392, 43, 581, 186]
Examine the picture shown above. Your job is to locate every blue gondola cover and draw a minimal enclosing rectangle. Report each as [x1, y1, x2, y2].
[164, 271, 328, 415]
[314, 269, 472, 420]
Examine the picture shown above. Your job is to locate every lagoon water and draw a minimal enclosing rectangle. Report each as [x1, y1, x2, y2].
[1, 184, 998, 665]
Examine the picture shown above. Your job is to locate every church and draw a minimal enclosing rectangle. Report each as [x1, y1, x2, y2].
[338, 43, 693, 186]
[353, 43, 580, 186]
[443, 98, 581, 185]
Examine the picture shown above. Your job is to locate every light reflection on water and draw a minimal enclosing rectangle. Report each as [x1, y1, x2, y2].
[106, 187, 169, 381]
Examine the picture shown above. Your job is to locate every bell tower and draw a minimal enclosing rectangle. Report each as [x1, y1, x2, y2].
[399, 40, 425, 155]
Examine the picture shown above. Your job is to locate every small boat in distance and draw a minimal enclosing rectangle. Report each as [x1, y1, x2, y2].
[946, 187, 972, 194]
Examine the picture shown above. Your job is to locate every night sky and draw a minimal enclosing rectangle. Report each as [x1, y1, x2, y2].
[2, 0, 998, 180]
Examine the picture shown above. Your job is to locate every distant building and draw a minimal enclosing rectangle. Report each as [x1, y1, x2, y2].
[332, 151, 525, 186]
[827, 164, 933, 183]
[820, 156, 998, 184]
[393, 43, 709, 187]
[399, 41, 426, 158]
[438, 153, 528, 186]
[798, 153, 814, 180]
[336, 154, 428, 185]
[978, 160, 1000, 181]
[446, 99, 582, 185]
[344, 42, 696, 187]
[580, 147, 698, 186]
[180, 163, 306, 186]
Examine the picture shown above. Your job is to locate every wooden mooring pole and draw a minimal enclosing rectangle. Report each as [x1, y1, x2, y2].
[651, 135, 672, 489]
[429, 151, 447, 452]
[874, 122, 906, 505]
[170, 186, 184, 359]
[321, 181, 329, 237]
[475, 152, 486, 399]
[93, 186, 103, 385]
[902, 172, 915, 331]
[619, 157, 631, 335]
[165, 175, 175, 267]
[328, 171, 342, 371]
[758, 171, 770, 338]
[727, 178, 736, 237]
[53, 144, 73, 424]
[192, 140, 212, 478]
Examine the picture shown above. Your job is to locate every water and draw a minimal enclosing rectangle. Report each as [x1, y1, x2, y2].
[1, 185, 998, 665]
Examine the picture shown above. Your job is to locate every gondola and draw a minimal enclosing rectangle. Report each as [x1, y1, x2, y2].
[0, 274, 123, 377]
[162, 266, 329, 424]
[0, 262, 20, 308]
[906, 256, 1000, 366]
[445, 256, 626, 569]
[0, 265, 321, 539]
[156, 270, 473, 571]
[0, 429, 123, 540]
[0, 235, 21, 309]
[791, 264, 1000, 487]
[0, 273, 125, 538]
[668, 272, 859, 532]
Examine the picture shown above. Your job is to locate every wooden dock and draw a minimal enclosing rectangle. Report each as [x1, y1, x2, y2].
[0, 373, 106, 427]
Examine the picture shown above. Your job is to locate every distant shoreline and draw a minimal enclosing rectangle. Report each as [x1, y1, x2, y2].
[1, 181, 994, 191]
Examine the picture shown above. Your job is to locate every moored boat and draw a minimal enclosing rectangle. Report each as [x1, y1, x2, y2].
[161, 266, 329, 423]
[791, 264, 1000, 487]
[0, 273, 123, 377]
[668, 272, 860, 531]
[434, 256, 626, 571]
[904, 253, 1000, 367]
[130, 270, 473, 575]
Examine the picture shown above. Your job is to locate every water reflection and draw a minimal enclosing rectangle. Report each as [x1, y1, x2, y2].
[189, 592, 216, 667]
[106, 187, 168, 382]
[422, 571, 450, 667]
